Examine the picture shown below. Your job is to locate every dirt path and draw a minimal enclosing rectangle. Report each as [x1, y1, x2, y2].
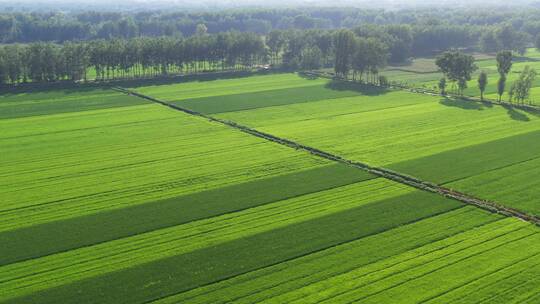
[115, 86, 540, 227]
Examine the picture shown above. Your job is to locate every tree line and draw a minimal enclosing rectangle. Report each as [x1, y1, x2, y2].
[0, 32, 268, 84]
[333, 29, 388, 85]
[0, 24, 417, 85]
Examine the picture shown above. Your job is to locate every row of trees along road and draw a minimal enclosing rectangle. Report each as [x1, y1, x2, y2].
[496, 51, 513, 102]
[486, 50, 536, 105]
[509, 66, 537, 104]
[435, 51, 478, 95]
[333, 29, 389, 84]
[435, 49, 537, 105]
[0, 32, 268, 84]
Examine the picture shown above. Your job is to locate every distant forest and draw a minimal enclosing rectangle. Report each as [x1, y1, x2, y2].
[3, 7, 540, 47]
[0, 7, 539, 84]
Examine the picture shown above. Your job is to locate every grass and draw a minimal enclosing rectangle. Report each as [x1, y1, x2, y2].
[389, 130, 540, 215]
[154, 217, 540, 304]
[265, 219, 536, 304]
[3, 70, 540, 304]
[0, 163, 373, 265]
[153, 211, 540, 304]
[448, 157, 540, 215]
[422, 256, 540, 303]
[1, 86, 390, 302]
[152, 206, 501, 304]
[1, 98, 334, 232]
[156, 74, 540, 217]
[0, 88, 147, 119]
[218, 92, 540, 167]
[1, 181, 462, 303]
[134, 72, 540, 220]
[351, 225, 540, 304]
[172, 84, 363, 114]
[135, 73, 328, 102]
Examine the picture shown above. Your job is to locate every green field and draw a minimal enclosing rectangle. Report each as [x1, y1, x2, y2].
[138, 73, 540, 216]
[2, 72, 540, 303]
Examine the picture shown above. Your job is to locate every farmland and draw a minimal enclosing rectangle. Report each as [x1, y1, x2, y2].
[137, 73, 540, 216]
[4, 2, 540, 303]
[2, 72, 540, 303]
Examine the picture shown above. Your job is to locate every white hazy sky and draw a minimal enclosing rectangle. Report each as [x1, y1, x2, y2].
[0, 0, 533, 13]
[1, 0, 530, 6]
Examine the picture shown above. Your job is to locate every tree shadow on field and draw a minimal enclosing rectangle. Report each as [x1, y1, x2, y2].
[120, 70, 281, 88]
[297, 72, 320, 80]
[440, 97, 533, 121]
[524, 108, 540, 118]
[439, 97, 485, 110]
[481, 100, 493, 108]
[324, 80, 389, 96]
[513, 56, 540, 62]
[0, 82, 114, 97]
[503, 105, 531, 122]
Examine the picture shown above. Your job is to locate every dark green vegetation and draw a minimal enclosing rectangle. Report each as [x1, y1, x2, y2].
[174, 83, 363, 114]
[4, 2, 540, 303]
[0, 88, 146, 119]
[8, 190, 464, 304]
[390, 130, 540, 215]
[0, 33, 268, 84]
[158, 211, 538, 304]
[435, 50, 478, 95]
[0, 163, 372, 265]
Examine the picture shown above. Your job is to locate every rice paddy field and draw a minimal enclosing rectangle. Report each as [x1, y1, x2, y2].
[381, 48, 540, 104]
[2, 72, 540, 303]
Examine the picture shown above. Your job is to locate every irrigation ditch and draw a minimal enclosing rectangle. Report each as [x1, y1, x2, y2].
[114, 86, 540, 227]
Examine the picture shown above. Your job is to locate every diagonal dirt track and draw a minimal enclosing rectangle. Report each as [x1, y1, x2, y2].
[114, 86, 540, 227]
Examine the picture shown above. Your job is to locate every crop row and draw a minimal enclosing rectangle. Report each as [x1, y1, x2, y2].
[154, 215, 539, 304]
[153, 206, 501, 304]
[0, 88, 147, 119]
[150, 74, 540, 217]
[216, 91, 540, 166]
[1, 101, 331, 232]
[0, 163, 372, 265]
[134, 73, 328, 102]
[311, 221, 538, 304]
[214, 90, 428, 128]
[3, 73, 540, 304]
[172, 84, 362, 114]
[0, 179, 462, 303]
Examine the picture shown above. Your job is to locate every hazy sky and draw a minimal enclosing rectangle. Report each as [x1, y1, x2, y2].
[0, 0, 534, 11]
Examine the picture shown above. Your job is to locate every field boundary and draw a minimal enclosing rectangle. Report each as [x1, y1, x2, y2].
[114, 87, 540, 227]
[384, 68, 440, 74]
